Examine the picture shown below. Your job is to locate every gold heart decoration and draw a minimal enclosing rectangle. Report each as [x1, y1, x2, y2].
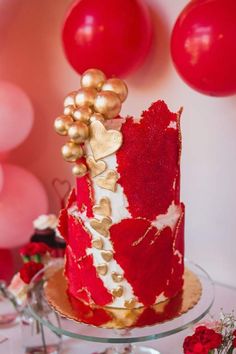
[96, 170, 119, 192]
[86, 155, 107, 177]
[92, 238, 103, 250]
[93, 197, 112, 217]
[89, 120, 123, 160]
[96, 264, 108, 276]
[124, 298, 137, 309]
[111, 272, 124, 283]
[90, 217, 112, 237]
[112, 286, 123, 298]
[101, 250, 113, 262]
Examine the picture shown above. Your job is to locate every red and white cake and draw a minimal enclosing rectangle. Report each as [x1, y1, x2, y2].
[57, 90, 185, 309]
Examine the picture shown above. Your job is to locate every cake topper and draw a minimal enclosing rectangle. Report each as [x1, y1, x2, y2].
[54, 68, 128, 178]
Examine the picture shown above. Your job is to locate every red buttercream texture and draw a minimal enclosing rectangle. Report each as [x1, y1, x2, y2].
[66, 236, 113, 306]
[110, 218, 177, 306]
[76, 175, 94, 217]
[117, 100, 181, 220]
[67, 215, 92, 259]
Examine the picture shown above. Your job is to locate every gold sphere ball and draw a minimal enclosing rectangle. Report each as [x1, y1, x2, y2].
[61, 142, 83, 162]
[81, 69, 106, 90]
[101, 78, 128, 103]
[94, 91, 122, 119]
[89, 112, 105, 124]
[68, 121, 89, 143]
[72, 163, 88, 177]
[64, 91, 76, 107]
[75, 88, 97, 107]
[64, 105, 75, 116]
[73, 107, 92, 123]
[54, 115, 74, 136]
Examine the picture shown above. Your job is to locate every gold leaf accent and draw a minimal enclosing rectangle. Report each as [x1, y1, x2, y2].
[86, 155, 107, 177]
[112, 286, 123, 298]
[90, 217, 112, 237]
[96, 264, 108, 276]
[96, 170, 118, 192]
[101, 250, 113, 262]
[111, 272, 124, 283]
[92, 238, 103, 250]
[89, 120, 123, 160]
[93, 197, 112, 217]
[124, 298, 137, 309]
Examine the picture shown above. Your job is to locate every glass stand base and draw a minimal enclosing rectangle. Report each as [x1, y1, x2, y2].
[61, 341, 160, 354]
[98, 345, 160, 354]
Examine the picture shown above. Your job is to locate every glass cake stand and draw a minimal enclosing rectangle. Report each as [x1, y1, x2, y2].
[27, 259, 214, 354]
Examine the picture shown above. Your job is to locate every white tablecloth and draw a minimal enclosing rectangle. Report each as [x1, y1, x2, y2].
[0, 282, 235, 354]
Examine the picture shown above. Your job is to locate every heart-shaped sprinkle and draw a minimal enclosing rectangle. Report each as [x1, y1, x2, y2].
[90, 217, 112, 237]
[86, 155, 107, 177]
[124, 298, 137, 309]
[111, 272, 124, 283]
[89, 120, 123, 160]
[96, 170, 119, 192]
[101, 250, 113, 262]
[92, 238, 104, 250]
[112, 286, 123, 298]
[93, 197, 112, 217]
[96, 264, 108, 276]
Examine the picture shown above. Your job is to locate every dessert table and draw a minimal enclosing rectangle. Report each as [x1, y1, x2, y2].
[0, 281, 235, 354]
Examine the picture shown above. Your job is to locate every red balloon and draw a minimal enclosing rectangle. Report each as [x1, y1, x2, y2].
[171, 0, 236, 96]
[62, 0, 153, 77]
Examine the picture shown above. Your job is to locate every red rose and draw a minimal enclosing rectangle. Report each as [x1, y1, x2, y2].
[183, 326, 222, 354]
[233, 329, 236, 337]
[233, 337, 236, 348]
[20, 261, 44, 284]
[20, 242, 52, 257]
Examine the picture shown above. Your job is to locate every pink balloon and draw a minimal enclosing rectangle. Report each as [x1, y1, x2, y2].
[0, 81, 34, 152]
[0, 164, 48, 248]
[0, 164, 3, 193]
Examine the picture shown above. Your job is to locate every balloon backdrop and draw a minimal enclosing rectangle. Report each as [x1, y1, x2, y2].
[0, 249, 14, 283]
[62, 0, 153, 77]
[171, 0, 236, 96]
[0, 81, 34, 152]
[0, 164, 48, 249]
[0, 164, 3, 194]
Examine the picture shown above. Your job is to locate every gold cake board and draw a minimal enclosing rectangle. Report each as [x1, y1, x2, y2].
[44, 268, 202, 329]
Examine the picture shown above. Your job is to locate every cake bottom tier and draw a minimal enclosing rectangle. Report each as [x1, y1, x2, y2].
[63, 203, 185, 309]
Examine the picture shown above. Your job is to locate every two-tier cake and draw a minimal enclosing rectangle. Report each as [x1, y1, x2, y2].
[55, 69, 185, 309]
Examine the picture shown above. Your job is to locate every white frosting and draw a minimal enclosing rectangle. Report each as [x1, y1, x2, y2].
[33, 214, 58, 230]
[152, 203, 181, 232]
